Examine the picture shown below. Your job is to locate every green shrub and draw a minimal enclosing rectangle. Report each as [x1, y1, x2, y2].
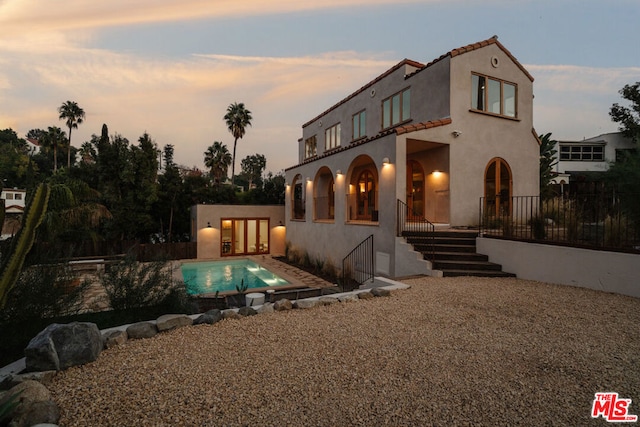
[99, 256, 190, 312]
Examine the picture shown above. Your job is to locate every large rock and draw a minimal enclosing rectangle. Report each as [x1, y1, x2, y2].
[371, 287, 391, 297]
[273, 299, 292, 311]
[0, 380, 59, 427]
[318, 296, 339, 306]
[293, 299, 318, 309]
[102, 330, 128, 349]
[338, 294, 359, 303]
[256, 302, 275, 314]
[193, 309, 223, 325]
[24, 322, 102, 372]
[222, 310, 241, 320]
[126, 322, 158, 340]
[357, 291, 375, 300]
[237, 306, 257, 317]
[156, 314, 193, 332]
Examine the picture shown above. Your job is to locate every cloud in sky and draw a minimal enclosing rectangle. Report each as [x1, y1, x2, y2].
[0, 0, 637, 172]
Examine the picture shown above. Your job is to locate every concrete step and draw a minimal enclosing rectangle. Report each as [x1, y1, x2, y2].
[442, 269, 517, 278]
[433, 259, 503, 271]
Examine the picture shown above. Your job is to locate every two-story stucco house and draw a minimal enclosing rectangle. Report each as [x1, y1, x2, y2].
[284, 36, 539, 279]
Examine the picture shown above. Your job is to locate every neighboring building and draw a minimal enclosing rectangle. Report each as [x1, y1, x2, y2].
[1, 188, 26, 240]
[1, 188, 26, 214]
[26, 137, 41, 155]
[554, 132, 636, 184]
[284, 36, 539, 278]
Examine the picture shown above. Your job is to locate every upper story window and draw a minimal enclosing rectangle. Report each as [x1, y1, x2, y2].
[4, 193, 14, 200]
[325, 123, 341, 151]
[304, 135, 317, 159]
[14, 193, 22, 200]
[560, 145, 604, 161]
[352, 110, 366, 141]
[471, 74, 517, 118]
[382, 88, 410, 129]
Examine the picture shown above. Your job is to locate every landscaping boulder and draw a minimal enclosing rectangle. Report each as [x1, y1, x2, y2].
[294, 299, 318, 309]
[102, 330, 128, 349]
[256, 302, 275, 314]
[238, 306, 257, 317]
[273, 299, 292, 311]
[318, 296, 339, 306]
[0, 380, 59, 427]
[338, 294, 359, 303]
[126, 322, 158, 340]
[193, 309, 223, 325]
[24, 322, 102, 372]
[371, 288, 391, 297]
[222, 310, 242, 320]
[357, 291, 375, 300]
[156, 314, 193, 332]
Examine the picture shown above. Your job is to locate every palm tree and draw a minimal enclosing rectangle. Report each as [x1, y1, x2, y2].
[58, 101, 85, 168]
[204, 141, 232, 186]
[40, 126, 67, 172]
[223, 102, 252, 186]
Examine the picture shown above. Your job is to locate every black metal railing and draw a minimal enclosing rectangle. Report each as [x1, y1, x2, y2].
[479, 194, 640, 253]
[341, 234, 374, 291]
[396, 199, 435, 260]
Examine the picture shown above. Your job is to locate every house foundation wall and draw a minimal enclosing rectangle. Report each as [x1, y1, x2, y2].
[477, 237, 640, 298]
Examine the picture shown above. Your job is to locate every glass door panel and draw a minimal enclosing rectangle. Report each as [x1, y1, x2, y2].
[259, 220, 269, 253]
[234, 220, 245, 254]
[247, 220, 257, 254]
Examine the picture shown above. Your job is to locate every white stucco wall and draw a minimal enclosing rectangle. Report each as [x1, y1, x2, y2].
[477, 237, 640, 298]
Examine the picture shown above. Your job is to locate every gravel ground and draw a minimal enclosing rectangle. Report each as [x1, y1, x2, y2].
[48, 277, 640, 426]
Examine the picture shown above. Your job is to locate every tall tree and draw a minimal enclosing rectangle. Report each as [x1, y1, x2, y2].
[40, 126, 67, 172]
[58, 101, 85, 168]
[223, 102, 252, 187]
[240, 153, 267, 189]
[607, 82, 640, 224]
[610, 82, 640, 142]
[204, 141, 232, 186]
[539, 133, 558, 201]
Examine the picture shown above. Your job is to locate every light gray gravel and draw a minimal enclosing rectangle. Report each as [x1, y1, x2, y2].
[48, 277, 640, 426]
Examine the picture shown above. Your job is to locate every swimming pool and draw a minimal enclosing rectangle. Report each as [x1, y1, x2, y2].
[181, 259, 290, 295]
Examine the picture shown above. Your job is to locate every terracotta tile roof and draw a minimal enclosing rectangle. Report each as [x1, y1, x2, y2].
[408, 35, 534, 82]
[302, 59, 424, 128]
[26, 137, 40, 146]
[395, 118, 452, 135]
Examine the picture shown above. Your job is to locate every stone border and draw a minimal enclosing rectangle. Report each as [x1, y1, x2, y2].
[0, 281, 409, 425]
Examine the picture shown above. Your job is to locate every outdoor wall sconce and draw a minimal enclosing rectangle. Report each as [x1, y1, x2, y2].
[306, 177, 311, 182]
[336, 169, 342, 176]
[432, 170, 442, 177]
[278, 220, 284, 226]
[452, 130, 462, 137]
[207, 222, 211, 228]
[382, 157, 391, 165]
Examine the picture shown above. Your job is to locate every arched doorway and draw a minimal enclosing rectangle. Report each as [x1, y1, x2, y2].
[406, 160, 424, 219]
[484, 158, 512, 217]
[357, 169, 376, 220]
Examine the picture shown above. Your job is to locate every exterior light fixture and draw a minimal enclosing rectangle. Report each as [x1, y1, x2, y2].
[278, 220, 284, 226]
[306, 177, 311, 182]
[382, 157, 391, 165]
[207, 222, 211, 228]
[432, 170, 442, 177]
[336, 169, 342, 176]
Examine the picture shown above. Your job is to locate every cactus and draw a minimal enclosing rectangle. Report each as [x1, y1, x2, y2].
[0, 183, 50, 309]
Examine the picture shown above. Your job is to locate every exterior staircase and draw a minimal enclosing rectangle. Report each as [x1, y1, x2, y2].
[403, 230, 516, 277]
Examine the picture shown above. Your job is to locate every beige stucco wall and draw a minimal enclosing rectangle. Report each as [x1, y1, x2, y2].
[448, 43, 539, 226]
[192, 205, 286, 259]
[477, 238, 640, 299]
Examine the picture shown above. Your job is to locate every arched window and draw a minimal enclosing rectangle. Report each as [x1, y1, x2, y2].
[313, 167, 335, 221]
[484, 158, 512, 217]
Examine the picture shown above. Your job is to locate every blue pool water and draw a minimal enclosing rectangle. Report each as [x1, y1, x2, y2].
[181, 259, 289, 295]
